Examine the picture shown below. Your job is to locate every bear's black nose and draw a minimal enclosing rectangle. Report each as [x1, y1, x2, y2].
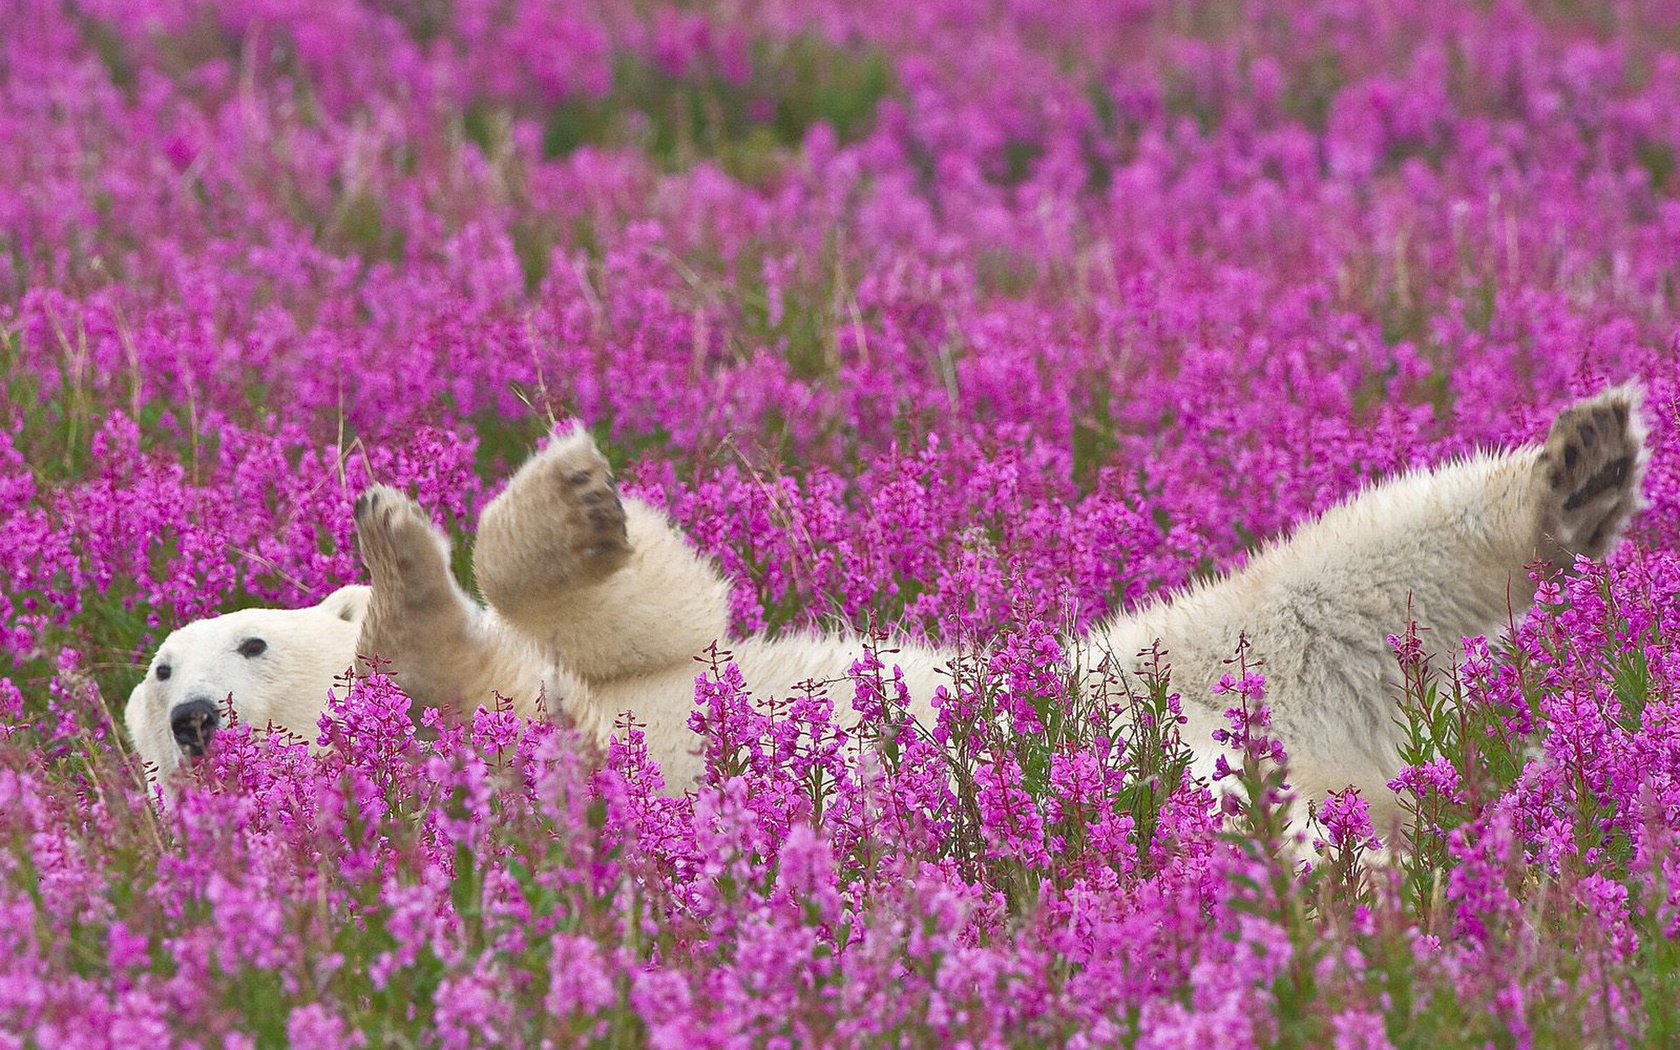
[170, 699, 221, 756]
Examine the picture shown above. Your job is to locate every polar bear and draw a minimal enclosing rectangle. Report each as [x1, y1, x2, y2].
[123, 585, 372, 781]
[126, 388, 1647, 831]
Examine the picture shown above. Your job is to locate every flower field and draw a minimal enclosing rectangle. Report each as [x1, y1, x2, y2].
[5, 0, 1680, 1045]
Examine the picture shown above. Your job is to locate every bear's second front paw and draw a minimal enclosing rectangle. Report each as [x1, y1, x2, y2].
[545, 430, 633, 571]
[475, 426, 634, 606]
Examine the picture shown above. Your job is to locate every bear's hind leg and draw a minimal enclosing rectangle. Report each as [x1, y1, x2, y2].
[1533, 385, 1648, 564]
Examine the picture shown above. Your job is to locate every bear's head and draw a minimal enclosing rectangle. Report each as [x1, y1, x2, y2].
[124, 585, 372, 781]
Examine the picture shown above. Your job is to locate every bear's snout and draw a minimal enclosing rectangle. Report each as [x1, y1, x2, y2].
[170, 699, 221, 756]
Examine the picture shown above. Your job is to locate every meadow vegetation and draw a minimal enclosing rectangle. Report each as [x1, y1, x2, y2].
[3, 0, 1680, 1045]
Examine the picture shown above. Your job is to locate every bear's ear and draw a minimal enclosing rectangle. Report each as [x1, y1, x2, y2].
[318, 585, 373, 625]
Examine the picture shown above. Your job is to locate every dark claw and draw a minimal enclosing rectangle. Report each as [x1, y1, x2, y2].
[1563, 455, 1632, 512]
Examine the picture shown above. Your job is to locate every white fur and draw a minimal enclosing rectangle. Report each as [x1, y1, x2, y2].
[127, 390, 1648, 836]
[1090, 448, 1547, 832]
[124, 585, 370, 780]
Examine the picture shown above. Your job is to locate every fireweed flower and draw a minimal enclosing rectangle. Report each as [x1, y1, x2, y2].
[1330, 1008, 1397, 1050]
[974, 754, 1053, 867]
[1387, 757, 1465, 806]
[286, 1003, 366, 1050]
[1313, 789, 1381, 855]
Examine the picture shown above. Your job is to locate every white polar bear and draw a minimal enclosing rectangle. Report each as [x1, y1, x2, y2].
[126, 388, 1647, 833]
[123, 585, 372, 780]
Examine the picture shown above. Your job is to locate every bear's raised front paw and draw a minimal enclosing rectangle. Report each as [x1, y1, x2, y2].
[354, 485, 455, 597]
[1537, 386, 1647, 559]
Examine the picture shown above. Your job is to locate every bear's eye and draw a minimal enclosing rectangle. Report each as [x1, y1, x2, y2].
[237, 638, 268, 659]
[156, 663, 172, 681]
